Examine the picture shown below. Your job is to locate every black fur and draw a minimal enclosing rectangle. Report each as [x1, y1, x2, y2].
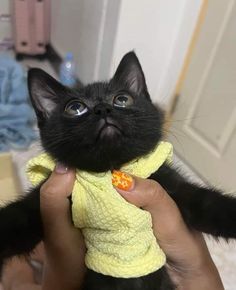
[0, 51, 235, 289]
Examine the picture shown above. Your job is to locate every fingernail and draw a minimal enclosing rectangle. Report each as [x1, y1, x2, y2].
[55, 162, 68, 174]
[112, 170, 134, 191]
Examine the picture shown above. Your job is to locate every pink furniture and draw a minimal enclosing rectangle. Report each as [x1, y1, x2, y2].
[12, 0, 50, 56]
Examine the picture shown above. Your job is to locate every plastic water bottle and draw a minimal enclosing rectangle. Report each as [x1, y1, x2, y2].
[59, 52, 77, 87]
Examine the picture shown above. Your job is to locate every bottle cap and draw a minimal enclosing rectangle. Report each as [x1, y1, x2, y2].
[65, 52, 73, 60]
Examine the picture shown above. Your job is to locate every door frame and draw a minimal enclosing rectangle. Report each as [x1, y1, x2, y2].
[168, 0, 209, 116]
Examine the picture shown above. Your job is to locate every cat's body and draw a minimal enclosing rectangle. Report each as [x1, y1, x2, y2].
[0, 52, 236, 290]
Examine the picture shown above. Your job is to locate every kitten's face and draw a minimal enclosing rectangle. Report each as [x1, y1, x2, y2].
[28, 52, 164, 172]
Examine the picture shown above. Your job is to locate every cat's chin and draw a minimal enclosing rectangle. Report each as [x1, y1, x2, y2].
[98, 125, 122, 140]
[95, 118, 123, 141]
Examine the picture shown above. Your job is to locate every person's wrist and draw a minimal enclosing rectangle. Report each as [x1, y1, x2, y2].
[168, 253, 224, 290]
[176, 271, 224, 290]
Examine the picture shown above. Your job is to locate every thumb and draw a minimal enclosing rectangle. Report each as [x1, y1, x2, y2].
[112, 171, 188, 242]
[113, 171, 215, 276]
[40, 163, 86, 290]
[40, 163, 76, 237]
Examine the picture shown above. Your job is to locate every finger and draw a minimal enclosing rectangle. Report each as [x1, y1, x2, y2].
[112, 173, 204, 261]
[40, 164, 86, 289]
[112, 172, 186, 239]
[40, 163, 76, 242]
[112, 172, 221, 280]
[40, 163, 85, 260]
[1, 256, 35, 290]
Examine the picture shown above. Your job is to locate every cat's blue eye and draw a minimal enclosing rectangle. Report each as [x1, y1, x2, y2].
[113, 94, 134, 108]
[64, 100, 88, 116]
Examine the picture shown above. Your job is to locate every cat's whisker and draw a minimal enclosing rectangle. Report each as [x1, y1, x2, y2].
[166, 130, 186, 154]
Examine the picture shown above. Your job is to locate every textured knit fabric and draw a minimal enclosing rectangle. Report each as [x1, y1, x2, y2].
[27, 141, 173, 278]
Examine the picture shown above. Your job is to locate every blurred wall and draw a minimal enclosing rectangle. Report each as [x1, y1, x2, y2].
[51, 0, 202, 107]
[109, 0, 203, 107]
[51, 0, 120, 84]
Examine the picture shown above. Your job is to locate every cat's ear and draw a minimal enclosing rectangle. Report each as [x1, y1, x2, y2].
[112, 51, 147, 95]
[28, 68, 66, 121]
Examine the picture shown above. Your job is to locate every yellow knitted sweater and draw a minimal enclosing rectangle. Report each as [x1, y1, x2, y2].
[27, 141, 173, 278]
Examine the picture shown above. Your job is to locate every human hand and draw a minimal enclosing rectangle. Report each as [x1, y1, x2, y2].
[40, 163, 86, 290]
[2, 164, 86, 290]
[112, 171, 224, 290]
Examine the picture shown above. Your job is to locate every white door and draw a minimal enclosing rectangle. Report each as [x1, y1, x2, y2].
[169, 0, 236, 190]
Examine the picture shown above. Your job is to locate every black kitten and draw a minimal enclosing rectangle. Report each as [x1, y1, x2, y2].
[0, 52, 236, 290]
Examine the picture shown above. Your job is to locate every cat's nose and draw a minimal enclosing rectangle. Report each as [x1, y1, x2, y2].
[94, 104, 112, 116]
